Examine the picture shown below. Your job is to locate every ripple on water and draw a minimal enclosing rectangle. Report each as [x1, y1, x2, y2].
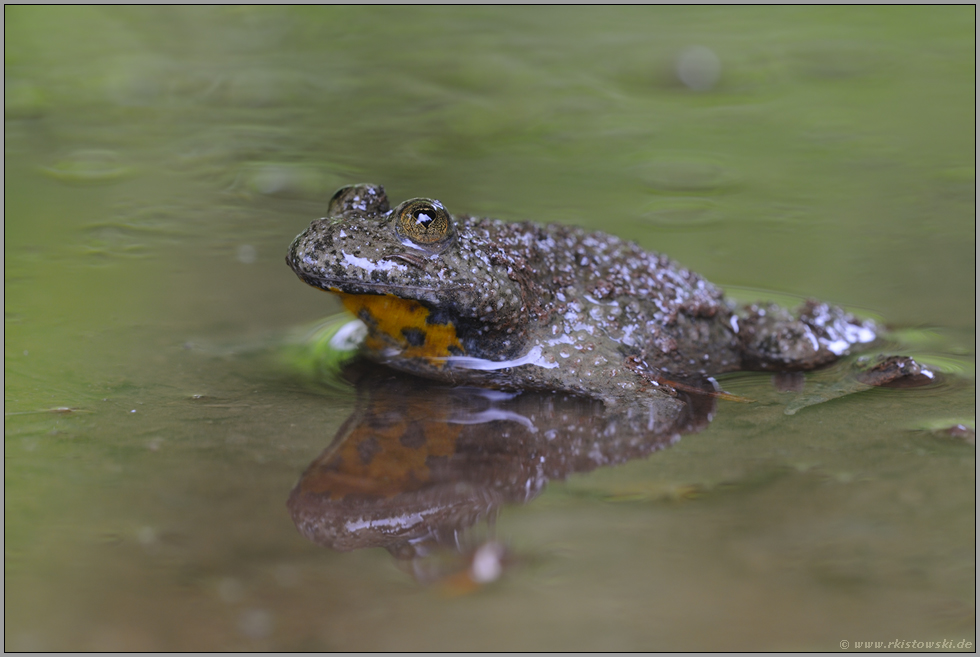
[899, 354, 976, 379]
[638, 197, 723, 229]
[638, 156, 741, 195]
[235, 162, 346, 199]
[75, 204, 193, 262]
[40, 149, 134, 184]
[789, 41, 894, 81]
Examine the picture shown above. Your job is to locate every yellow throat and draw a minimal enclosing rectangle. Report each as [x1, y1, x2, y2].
[332, 290, 464, 365]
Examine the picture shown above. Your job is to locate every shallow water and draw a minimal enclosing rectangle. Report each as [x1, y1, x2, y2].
[4, 6, 975, 651]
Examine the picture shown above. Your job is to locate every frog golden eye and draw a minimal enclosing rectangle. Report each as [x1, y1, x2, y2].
[394, 198, 455, 247]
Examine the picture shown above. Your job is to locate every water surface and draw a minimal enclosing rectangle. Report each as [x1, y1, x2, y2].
[5, 6, 975, 651]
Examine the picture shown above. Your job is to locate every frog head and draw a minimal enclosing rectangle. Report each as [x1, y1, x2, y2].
[287, 184, 530, 365]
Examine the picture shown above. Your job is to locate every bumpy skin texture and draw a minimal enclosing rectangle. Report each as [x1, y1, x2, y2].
[287, 184, 876, 405]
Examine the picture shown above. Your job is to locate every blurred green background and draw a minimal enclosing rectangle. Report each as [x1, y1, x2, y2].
[4, 6, 975, 651]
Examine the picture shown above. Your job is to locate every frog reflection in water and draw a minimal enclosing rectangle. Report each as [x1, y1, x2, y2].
[288, 358, 718, 585]
[286, 344, 933, 586]
[287, 184, 879, 405]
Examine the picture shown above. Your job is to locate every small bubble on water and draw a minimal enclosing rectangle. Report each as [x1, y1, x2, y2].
[470, 541, 506, 584]
[238, 609, 273, 640]
[136, 526, 156, 546]
[274, 564, 300, 588]
[676, 45, 721, 91]
[253, 166, 291, 195]
[237, 244, 257, 264]
[218, 577, 244, 603]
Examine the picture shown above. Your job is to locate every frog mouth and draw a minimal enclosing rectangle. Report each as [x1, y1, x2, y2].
[286, 250, 466, 296]
[296, 273, 465, 297]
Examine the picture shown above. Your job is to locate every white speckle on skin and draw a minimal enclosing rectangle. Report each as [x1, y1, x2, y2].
[342, 252, 407, 274]
[440, 345, 560, 371]
[802, 326, 820, 352]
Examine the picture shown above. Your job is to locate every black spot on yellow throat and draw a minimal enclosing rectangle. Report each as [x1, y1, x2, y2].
[331, 290, 464, 365]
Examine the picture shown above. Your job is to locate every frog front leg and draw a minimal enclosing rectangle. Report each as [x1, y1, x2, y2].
[736, 299, 877, 372]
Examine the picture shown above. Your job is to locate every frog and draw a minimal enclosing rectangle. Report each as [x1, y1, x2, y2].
[286, 183, 879, 406]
